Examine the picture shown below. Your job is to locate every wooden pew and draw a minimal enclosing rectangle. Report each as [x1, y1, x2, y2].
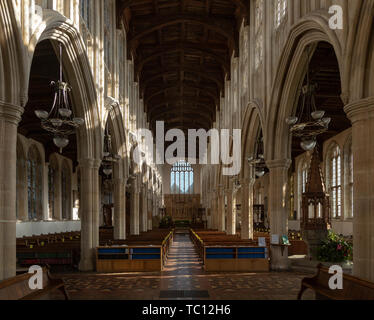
[298, 264, 374, 300]
[0, 267, 69, 300]
[96, 229, 174, 272]
[190, 229, 270, 272]
[17, 232, 81, 268]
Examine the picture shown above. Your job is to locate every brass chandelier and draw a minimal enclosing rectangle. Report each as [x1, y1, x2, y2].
[35, 43, 84, 153]
[248, 134, 266, 178]
[286, 47, 331, 152]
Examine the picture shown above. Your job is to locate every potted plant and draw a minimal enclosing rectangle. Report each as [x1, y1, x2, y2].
[317, 230, 353, 264]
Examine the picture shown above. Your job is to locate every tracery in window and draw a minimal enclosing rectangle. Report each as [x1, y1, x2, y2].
[48, 160, 57, 220]
[345, 138, 353, 218]
[171, 161, 194, 195]
[16, 141, 26, 220]
[328, 144, 342, 218]
[27, 146, 42, 220]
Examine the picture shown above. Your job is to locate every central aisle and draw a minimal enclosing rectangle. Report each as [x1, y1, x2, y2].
[55, 230, 315, 300]
[159, 229, 210, 299]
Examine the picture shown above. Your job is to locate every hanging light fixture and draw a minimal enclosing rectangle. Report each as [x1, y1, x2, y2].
[285, 46, 331, 152]
[248, 133, 267, 178]
[102, 124, 120, 177]
[35, 43, 84, 153]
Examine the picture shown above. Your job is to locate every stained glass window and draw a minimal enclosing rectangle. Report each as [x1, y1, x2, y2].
[329, 145, 342, 218]
[27, 146, 41, 220]
[171, 161, 194, 195]
[48, 164, 56, 219]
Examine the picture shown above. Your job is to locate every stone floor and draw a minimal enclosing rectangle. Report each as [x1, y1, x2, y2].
[52, 232, 315, 300]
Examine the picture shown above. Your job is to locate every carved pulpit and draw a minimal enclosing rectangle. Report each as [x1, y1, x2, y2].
[301, 146, 330, 259]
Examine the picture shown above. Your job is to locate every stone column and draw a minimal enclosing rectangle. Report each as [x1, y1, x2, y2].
[217, 187, 225, 232]
[141, 184, 148, 232]
[267, 159, 292, 271]
[78, 158, 101, 272]
[241, 178, 255, 240]
[207, 191, 213, 229]
[130, 180, 140, 235]
[345, 97, 374, 282]
[147, 189, 152, 231]
[54, 169, 62, 220]
[211, 191, 218, 230]
[113, 178, 126, 240]
[0, 101, 23, 281]
[152, 192, 157, 227]
[226, 188, 235, 235]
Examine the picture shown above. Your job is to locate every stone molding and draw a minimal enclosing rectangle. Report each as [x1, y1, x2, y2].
[266, 159, 292, 170]
[0, 100, 24, 125]
[78, 158, 102, 169]
[344, 97, 374, 124]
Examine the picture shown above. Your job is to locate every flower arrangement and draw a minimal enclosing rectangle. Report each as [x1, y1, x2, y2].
[317, 230, 353, 263]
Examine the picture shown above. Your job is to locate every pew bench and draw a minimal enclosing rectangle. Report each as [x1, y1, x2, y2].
[0, 267, 69, 300]
[96, 229, 174, 272]
[190, 229, 270, 272]
[298, 264, 374, 300]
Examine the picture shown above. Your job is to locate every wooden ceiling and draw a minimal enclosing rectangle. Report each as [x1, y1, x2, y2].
[292, 41, 351, 159]
[117, 0, 249, 134]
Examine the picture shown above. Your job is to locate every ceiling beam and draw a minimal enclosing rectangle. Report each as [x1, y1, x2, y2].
[140, 66, 224, 92]
[128, 13, 236, 52]
[149, 102, 215, 120]
[145, 83, 218, 104]
[135, 43, 229, 76]
[151, 109, 213, 124]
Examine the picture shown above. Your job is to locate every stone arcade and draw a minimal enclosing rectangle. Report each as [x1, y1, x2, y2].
[0, 0, 374, 300]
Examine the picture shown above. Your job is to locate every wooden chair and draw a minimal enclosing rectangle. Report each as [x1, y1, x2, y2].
[298, 263, 374, 300]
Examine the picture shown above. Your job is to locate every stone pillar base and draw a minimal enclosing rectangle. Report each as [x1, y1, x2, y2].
[79, 253, 95, 272]
[302, 229, 328, 260]
[271, 247, 290, 271]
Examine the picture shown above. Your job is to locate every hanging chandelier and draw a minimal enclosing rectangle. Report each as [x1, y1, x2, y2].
[35, 43, 84, 153]
[248, 134, 267, 178]
[102, 125, 120, 177]
[285, 47, 331, 152]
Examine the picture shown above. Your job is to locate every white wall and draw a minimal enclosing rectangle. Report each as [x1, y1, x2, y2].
[287, 220, 353, 236]
[16, 221, 81, 238]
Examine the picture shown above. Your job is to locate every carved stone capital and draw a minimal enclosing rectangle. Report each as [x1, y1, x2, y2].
[266, 159, 292, 170]
[79, 158, 102, 170]
[344, 96, 374, 124]
[0, 100, 24, 125]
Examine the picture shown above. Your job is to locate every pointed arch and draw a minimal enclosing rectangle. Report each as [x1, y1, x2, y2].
[241, 100, 265, 180]
[23, 9, 102, 162]
[265, 16, 344, 161]
[104, 97, 129, 181]
[345, 1, 374, 101]
[0, 0, 27, 106]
